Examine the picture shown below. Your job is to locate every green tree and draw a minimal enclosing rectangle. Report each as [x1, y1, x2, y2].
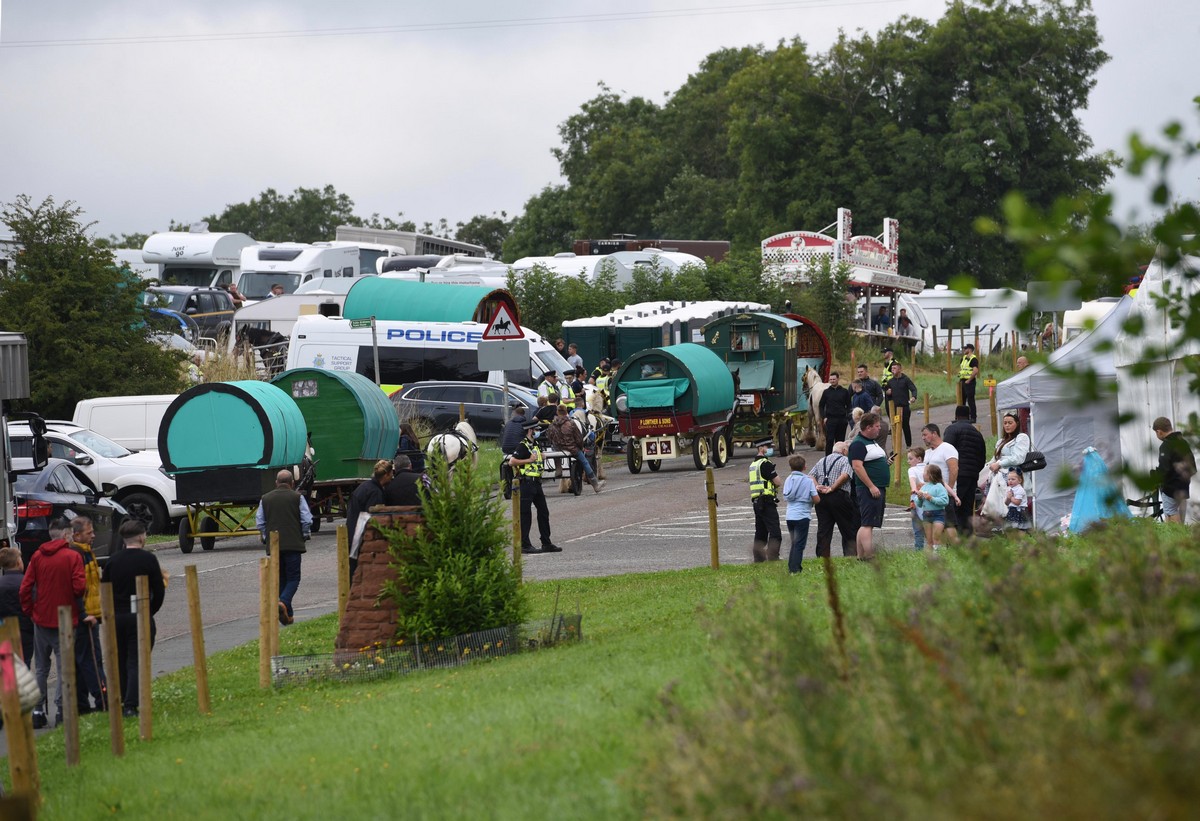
[501, 185, 578, 262]
[202, 185, 360, 242]
[455, 212, 512, 258]
[0, 196, 184, 417]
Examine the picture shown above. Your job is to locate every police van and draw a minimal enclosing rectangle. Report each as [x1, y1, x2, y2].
[285, 315, 573, 394]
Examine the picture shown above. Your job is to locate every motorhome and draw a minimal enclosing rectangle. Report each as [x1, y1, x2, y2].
[892, 286, 1030, 353]
[510, 252, 635, 286]
[142, 230, 256, 289]
[327, 240, 406, 275]
[236, 243, 360, 300]
[286, 315, 573, 395]
[113, 248, 161, 281]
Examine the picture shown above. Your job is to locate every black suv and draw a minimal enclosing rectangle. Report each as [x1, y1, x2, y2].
[142, 286, 235, 343]
[392, 382, 538, 439]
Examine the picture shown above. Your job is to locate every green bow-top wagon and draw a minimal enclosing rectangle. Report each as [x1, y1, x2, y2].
[160, 372, 398, 552]
[610, 343, 736, 473]
[701, 312, 808, 456]
[269, 368, 399, 530]
[160, 380, 310, 552]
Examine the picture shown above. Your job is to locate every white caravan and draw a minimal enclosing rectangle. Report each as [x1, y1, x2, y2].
[229, 293, 345, 347]
[510, 253, 636, 287]
[236, 243, 359, 300]
[286, 315, 572, 395]
[327, 240, 407, 275]
[895, 286, 1029, 353]
[142, 231, 256, 289]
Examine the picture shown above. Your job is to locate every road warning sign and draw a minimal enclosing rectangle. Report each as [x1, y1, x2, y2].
[482, 304, 524, 340]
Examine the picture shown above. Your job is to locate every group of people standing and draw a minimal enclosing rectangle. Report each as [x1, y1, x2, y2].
[0, 516, 167, 727]
[751, 381, 1047, 565]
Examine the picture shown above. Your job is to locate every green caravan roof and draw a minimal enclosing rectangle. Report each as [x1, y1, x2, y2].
[614, 343, 735, 419]
[158, 381, 308, 474]
[270, 368, 399, 482]
[343, 278, 520, 324]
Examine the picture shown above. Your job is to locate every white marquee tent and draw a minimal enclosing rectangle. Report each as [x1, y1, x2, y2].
[1114, 252, 1200, 521]
[994, 296, 1132, 531]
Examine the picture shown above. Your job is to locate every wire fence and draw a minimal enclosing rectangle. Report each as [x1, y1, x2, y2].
[272, 614, 583, 688]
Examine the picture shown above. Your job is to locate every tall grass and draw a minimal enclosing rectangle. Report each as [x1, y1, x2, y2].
[636, 520, 1200, 818]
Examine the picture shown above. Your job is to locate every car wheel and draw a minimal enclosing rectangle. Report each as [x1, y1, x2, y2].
[200, 516, 220, 551]
[178, 517, 195, 554]
[120, 492, 168, 534]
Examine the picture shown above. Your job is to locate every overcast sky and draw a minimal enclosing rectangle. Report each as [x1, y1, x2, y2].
[1, 0, 1197, 242]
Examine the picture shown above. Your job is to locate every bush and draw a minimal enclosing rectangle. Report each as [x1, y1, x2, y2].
[637, 522, 1200, 817]
[379, 451, 528, 642]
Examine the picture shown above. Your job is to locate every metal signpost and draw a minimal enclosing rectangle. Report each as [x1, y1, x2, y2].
[480, 305, 527, 424]
[350, 316, 380, 387]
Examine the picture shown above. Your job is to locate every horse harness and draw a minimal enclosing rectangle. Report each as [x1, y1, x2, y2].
[436, 428, 479, 469]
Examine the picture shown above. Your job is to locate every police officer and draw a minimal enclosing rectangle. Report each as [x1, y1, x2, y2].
[499, 402, 527, 501]
[879, 348, 895, 417]
[508, 418, 561, 554]
[749, 438, 783, 562]
[538, 370, 575, 404]
[958, 343, 980, 423]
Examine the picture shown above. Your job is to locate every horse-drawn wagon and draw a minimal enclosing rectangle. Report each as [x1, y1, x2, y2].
[269, 368, 399, 530]
[701, 311, 807, 456]
[610, 343, 735, 473]
[160, 380, 309, 552]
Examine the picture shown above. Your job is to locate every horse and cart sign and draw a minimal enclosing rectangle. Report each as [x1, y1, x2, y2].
[610, 343, 735, 473]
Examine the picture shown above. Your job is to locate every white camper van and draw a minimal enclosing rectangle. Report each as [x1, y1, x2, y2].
[286, 315, 573, 394]
[237, 243, 360, 300]
[142, 231, 256, 289]
[327, 240, 406, 275]
[72, 395, 177, 452]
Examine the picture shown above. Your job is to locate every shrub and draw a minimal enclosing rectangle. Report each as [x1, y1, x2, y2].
[379, 451, 528, 642]
[636, 522, 1200, 817]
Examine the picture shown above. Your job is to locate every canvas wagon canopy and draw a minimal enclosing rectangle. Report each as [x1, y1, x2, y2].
[270, 368, 399, 482]
[342, 278, 518, 325]
[159, 380, 308, 474]
[613, 343, 735, 432]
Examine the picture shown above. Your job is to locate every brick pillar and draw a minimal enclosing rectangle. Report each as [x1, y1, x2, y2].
[334, 506, 423, 656]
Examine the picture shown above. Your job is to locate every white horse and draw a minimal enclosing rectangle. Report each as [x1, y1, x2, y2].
[426, 419, 479, 470]
[802, 366, 830, 451]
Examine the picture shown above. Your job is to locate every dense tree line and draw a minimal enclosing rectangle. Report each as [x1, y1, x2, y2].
[0, 196, 184, 418]
[504, 0, 1113, 286]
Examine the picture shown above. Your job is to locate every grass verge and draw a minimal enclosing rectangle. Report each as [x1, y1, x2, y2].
[14, 521, 1198, 819]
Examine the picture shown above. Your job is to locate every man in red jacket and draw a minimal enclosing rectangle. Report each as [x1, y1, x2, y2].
[19, 517, 86, 728]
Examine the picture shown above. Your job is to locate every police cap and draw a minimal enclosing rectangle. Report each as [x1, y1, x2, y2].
[754, 438, 773, 449]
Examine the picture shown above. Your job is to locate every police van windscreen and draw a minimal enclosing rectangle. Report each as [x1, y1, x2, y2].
[534, 349, 574, 379]
[357, 347, 526, 387]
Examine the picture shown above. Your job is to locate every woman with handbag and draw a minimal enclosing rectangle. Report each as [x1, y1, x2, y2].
[990, 412, 1031, 474]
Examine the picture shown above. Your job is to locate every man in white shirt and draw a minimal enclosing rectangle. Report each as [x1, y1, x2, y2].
[921, 423, 960, 540]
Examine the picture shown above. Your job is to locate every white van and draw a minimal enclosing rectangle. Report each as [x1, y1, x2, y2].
[237, 243, 360, 300]
[72, 394, 177, 452]
[286, 315, 573, 394]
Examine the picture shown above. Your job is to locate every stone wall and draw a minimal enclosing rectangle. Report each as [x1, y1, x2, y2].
[334, 506, 423, 655]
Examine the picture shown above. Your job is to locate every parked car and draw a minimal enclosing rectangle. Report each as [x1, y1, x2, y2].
[8, 421, 184, 534]
[392, 381, 539, 439]
[142, 285, 235, 343]
[13, 459, 126, 566]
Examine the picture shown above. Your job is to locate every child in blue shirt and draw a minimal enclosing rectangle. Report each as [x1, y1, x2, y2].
[916, 463, 950, 550]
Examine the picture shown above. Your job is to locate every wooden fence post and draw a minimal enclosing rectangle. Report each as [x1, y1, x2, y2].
[706, 467, 720, 570]
[337, 524, 349, 629]
[184, 566, 211, 714]
[135, 575, 153, 741]
[258, 558, 271, 689]
[57, 606, 80, 765]
[0, 624, 39, 798]
[99, 583, 125, 755]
